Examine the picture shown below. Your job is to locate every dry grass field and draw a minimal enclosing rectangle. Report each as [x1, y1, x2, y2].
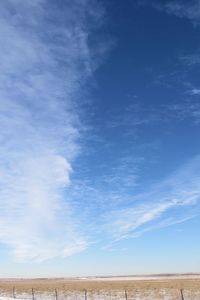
[0, 276, 200, 299]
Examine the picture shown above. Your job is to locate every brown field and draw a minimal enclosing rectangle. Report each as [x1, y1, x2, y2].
[0, 276, 200, 292]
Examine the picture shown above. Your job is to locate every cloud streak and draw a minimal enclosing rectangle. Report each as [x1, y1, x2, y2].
[103, 155, 200, 242]
[0, 0, 102, 261]
[163, 0, 200, 24]
[139, 0, 200, 26]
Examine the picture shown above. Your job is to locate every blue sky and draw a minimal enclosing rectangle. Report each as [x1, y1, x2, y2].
[0, 0, 200, 277]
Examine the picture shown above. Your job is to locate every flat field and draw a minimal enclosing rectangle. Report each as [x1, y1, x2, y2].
[0, 275, 200, 299]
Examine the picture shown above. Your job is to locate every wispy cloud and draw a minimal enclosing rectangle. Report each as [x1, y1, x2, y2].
[190, 88, 200, 95]
[179, 52, 200, 65]
[68, 154, 200, 247]
[103, 155, 200, 242]
[0, 0, 103, 262]
[164, 1, 200, 24]
[168, 99, 200, 124]
[141, 0, 200, 25]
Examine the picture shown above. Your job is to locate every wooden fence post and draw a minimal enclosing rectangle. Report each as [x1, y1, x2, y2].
[55, 288, 58, 300]
[32, 288, 35, 300]
[125, 289, 128, 300]
[84, 289, 87, 300]
[12, 287, 16, 298]
[180, 289, 184, 300]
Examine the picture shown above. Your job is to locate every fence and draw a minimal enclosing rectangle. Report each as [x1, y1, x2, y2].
[0, 288, 188, 299]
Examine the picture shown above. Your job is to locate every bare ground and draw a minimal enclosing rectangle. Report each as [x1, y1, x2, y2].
[0, 275, 200, 299]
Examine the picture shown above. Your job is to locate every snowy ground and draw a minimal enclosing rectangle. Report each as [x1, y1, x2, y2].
[0, 289, 200, 299]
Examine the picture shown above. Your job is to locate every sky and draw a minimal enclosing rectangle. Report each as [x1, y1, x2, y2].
[0, 0, 200, 277]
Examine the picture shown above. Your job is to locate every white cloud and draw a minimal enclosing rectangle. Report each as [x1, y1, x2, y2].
[191, 88, 200, 95]
[168, 100, 200, 123]
[103, 155, 200, 242]
[142, 0, 200, 25]
[180, 53, 200, 65]
[0, 0, 103, 261]
[165, 0, 200, 24]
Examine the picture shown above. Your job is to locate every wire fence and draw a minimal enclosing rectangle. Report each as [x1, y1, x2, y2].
[0, 288, 192, 300]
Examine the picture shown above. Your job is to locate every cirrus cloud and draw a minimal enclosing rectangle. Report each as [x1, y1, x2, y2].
[0, 0, 103, 262]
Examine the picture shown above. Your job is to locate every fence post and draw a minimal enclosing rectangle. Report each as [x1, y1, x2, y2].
[180, 289, 184, 300]
[84, 289, 87, 300]
[12, 287, 16, 298]
[125, 290, 128, 300]
[55, 288, 58, 300]
[32, 288, 35, 300]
